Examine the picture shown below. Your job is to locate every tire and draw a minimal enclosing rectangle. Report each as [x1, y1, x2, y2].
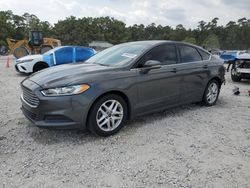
[13, 46, 29, 59]
[202, 79, 220, 107]
[231, 68, 241, 82]
[40, 45, 52, 54]
[33, 62, 49, 72]
[87, 94, 128, 136]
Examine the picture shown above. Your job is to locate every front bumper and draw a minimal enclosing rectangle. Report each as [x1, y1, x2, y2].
[15, 63, 29, 73]
[20, 79, 91, 130]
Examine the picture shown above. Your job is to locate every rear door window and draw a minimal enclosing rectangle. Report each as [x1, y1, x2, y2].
[179, 45, 202, 63]
[198, 49, 211, 60]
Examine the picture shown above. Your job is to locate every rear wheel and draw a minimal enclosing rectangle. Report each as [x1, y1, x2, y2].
[13, 46, 29, 59]
[231, 68, 241, 82]
[202, 80, 220, 106]
[87, 94, 127, 136]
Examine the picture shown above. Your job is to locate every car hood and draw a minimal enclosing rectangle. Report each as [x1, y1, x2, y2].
[16, 54, 42, 62]
[28, 63, 114, 88]
[236, 53, 250, 60]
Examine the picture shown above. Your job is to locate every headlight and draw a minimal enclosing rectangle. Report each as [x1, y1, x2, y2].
[16, 59, 33, 63]
[41, 84, 90, 96]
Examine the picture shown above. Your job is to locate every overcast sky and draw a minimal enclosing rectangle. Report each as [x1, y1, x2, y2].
[0, 0, 249, 28]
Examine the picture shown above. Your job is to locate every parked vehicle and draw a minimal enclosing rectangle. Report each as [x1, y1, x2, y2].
[0, 46, 8, 56]
[20, 41, 225, 136]
[220, 50, 238, 63]
[15, 46, 96, 73]
[229, 52, 250, 82]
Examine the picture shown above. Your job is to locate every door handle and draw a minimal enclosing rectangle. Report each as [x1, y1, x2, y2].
[203, 65, 208, 69]
[170, 68, 177, 73]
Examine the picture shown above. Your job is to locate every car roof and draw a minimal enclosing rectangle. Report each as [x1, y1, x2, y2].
[123, 40, 203, 47]
[43, 46, 94, 55]
[123, 40, 174, 46]
[52, 46, 93, 51]
[121, 40, 208, 53]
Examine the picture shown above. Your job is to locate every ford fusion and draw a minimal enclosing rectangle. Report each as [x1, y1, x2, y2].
[21, 41, 225, 136]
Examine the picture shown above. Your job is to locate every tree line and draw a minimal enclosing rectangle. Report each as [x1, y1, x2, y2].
[0, 10, 250, 50]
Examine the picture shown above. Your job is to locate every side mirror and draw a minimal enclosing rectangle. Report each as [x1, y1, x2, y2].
[140, 60, 161, 74]
[144, 60, 161, 68]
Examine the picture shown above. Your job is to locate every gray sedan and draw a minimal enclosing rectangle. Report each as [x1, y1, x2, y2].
[21, 41, 225, 136]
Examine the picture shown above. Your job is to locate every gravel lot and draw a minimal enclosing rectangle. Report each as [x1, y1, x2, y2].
[0, 56, 250, 188]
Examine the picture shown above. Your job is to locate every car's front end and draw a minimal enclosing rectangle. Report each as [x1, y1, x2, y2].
[15, 55, 43, 73]
[21, 78, 92, 129]
[234, 58, 250, 78]
[20, 62, 116, 129]
[228, 52, 250, 81]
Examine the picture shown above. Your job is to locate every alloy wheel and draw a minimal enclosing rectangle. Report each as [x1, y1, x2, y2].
[206, 82, 218, 104]
[96, 100, 124, 132]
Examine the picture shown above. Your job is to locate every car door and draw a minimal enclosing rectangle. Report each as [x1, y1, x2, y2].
[177, 45, 210, 103]
[134, 44, 182, 114]
[54, 47, 74, 65]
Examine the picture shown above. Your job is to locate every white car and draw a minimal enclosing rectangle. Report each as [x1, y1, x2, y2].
[15, 46, 95, 73]
[230, 51, 250, 82]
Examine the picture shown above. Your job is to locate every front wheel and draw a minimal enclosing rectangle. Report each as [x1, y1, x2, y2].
[231, 68, 241, 82]
[87, 94, 127, 136]
[33, 62, 49, 72]
[202, 80, 220, 106]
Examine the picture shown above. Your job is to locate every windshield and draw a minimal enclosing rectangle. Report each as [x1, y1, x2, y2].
[85, 43, 149, 67]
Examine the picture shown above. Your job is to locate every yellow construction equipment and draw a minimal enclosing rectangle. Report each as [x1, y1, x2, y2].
[7, 31, 61, 59]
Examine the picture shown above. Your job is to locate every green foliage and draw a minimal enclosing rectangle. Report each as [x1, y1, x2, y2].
[0, 10, 249, 50]
[183, 37, 197, 45]
[202, 34, 220, 48]
[52, 16, 128, 45]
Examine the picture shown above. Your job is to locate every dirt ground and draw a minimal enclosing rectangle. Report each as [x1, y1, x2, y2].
[0, 56, 250, 188]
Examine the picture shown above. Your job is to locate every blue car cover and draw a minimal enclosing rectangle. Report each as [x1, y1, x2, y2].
[42, 46, 95, 67]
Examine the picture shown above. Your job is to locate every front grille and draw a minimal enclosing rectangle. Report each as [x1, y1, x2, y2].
[22, 86, 39, 107]
[242, 61, 250, 69]
[22, 106, 37, 120]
